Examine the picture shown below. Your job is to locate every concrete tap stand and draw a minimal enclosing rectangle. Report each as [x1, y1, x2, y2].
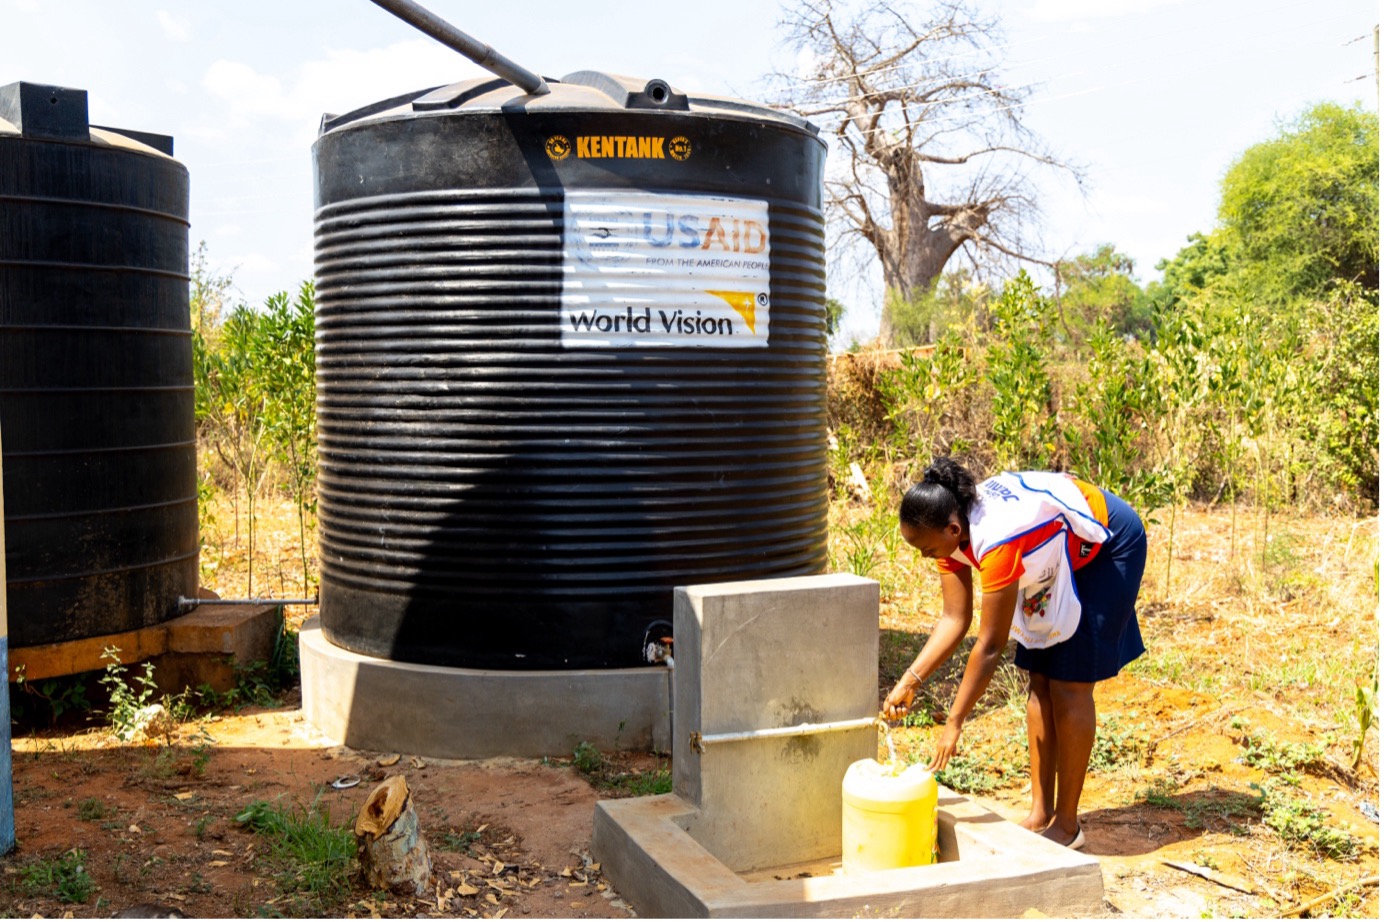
[591, 573, 1106, 918]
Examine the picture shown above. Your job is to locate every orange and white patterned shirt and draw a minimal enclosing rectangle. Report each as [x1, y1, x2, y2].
[937, 472, 1112, 593]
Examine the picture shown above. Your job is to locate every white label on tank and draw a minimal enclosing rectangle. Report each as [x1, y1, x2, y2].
[561, 191, 771, 348]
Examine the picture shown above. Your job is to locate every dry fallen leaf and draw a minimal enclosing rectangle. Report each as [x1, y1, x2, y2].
[559, 867, 573, 878]
[174, 792, 194, 802]
[474, 823, 489, 834]
[484, 893, 499, 906]
[208, 861, 229, 868]
[455, 883, 479, 897]
[377, 754, 401, 767]
[494, 910, 508, 920]
[491, 860, 504, 876]
[411, 756, 427, 769]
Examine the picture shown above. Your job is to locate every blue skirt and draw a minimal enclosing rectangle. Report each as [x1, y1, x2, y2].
[1014, 489, 1147, 683]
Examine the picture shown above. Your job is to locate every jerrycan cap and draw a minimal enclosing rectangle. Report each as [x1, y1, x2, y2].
[842, 758, 937, 805]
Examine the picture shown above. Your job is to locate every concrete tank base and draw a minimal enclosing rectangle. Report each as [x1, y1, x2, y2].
[298, 617, 672, 759]
[592, 787, 1106, 918]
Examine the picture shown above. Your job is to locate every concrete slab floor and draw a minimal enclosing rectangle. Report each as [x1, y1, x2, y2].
[592, 787, 1106, 918]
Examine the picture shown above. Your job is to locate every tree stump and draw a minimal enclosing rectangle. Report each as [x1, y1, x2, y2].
[354, 775, 431, 896]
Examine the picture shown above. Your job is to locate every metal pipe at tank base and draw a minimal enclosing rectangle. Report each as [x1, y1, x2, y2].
[177, 596, 318, 614]
[366, 0, 549, 95]
[690, 716, 879, 753]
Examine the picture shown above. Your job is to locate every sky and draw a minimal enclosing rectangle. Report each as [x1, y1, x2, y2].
[1, 0, 1375, 345]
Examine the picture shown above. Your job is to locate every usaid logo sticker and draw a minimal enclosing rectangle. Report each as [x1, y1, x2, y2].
[560, 191, 771, 348]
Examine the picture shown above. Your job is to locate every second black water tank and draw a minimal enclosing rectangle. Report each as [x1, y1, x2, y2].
[0, 81, 196, 648]
[313, 72, 828, 670]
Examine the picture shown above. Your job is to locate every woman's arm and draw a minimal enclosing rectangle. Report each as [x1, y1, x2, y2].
[882, 568, 974, 719]
[927, 579, 1017, 770]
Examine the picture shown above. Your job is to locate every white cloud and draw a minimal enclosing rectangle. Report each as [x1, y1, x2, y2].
[227, 252, 280, 275]
[202, 59, 294, 119]
[156, 9, 190, 42]
[203, 39, 473, 124]
[1024, 0, 1187, 22]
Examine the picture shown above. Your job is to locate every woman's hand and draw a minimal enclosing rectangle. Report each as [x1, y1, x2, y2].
[881, 678, 917, 721]
[927, 719, 963, 772]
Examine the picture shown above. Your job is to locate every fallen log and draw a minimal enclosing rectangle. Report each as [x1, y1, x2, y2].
[355, 775, 431, 896]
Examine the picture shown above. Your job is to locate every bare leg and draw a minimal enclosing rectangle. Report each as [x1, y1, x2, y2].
[1041, 678, 1096, 845]
[1021, 671, 1057, 833]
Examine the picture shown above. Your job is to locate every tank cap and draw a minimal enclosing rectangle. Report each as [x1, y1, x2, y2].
[559, 71, 690, 111]
[0, 82, 90, 140]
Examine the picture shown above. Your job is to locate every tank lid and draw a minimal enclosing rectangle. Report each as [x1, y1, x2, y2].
[0, 81, 175, 156]
[319, 70, 818, 137]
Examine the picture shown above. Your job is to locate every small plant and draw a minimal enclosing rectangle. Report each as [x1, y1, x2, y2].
[572, 741, 605, 776]
[76, 798, 107, 822]
[237, 794, 356, 913]
[1351, 669, 1378, 771]
[10, 665, 93, 727]
[570, 743, 672, 796]
[1235, 728, 1325, 774]
[933, 750, 1015, 794]
[18, 849, 94, 904]
[1252, 779, 1359, 859]
[190, 726, 216, 776]
[1089, 714, 1148, 772]
[99, 647, 159, 740]
[437, 827, 485, 854]
[617, 766, 673, 797]
[840, 520, 881, 578]
[1140, 780, 1259, 833]
[901, 710, 936, 729]
[1139, 776, 1180, 809]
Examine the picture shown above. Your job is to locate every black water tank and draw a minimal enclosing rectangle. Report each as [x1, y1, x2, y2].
[0, 81, 196, 648]
[314, 72, 827, 670]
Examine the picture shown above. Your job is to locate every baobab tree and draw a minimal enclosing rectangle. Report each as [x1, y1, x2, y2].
[773, 0, 1080, 344]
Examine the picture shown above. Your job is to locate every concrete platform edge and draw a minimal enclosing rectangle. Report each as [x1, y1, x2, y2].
[592, 789, 1106, 919]
[299, 617, 672, 759]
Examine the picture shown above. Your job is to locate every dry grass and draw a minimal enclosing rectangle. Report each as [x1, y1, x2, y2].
[205, 478, 1378, 915]
[833, 478, 1378, 916]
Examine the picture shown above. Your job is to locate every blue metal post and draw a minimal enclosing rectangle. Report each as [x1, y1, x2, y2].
[1, 421, 14, 854]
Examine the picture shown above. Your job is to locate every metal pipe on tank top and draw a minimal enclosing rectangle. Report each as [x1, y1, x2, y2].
[366, 0, 550, 95]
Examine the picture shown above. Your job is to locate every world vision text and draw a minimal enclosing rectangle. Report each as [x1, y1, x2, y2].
[577, 136, 666, 158]
[566, 306, 736, 337]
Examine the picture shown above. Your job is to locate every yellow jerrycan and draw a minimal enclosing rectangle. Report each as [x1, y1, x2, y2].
[841, 759, 938, 873]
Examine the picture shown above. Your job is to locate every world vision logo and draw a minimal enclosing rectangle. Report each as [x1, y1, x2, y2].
[545, 135, 572, 160]
[706, 290, 768, 334]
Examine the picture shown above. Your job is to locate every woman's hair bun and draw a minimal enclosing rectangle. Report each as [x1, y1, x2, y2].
[900, 456, 979, 529]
